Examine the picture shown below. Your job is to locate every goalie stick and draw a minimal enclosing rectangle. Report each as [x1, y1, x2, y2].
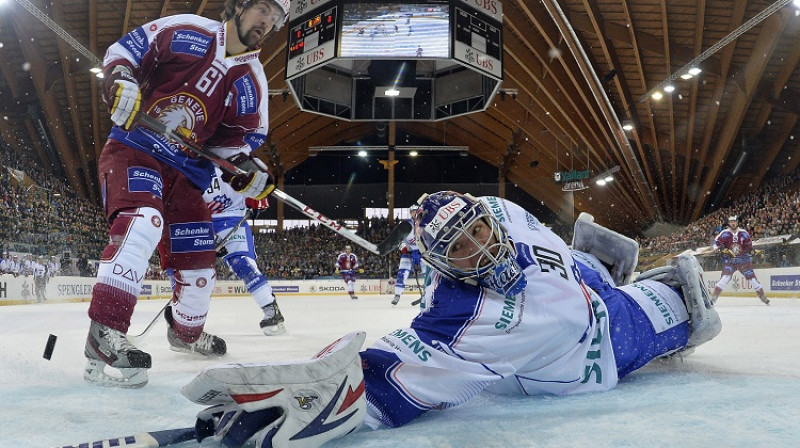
[137, 114, 410, 256]
[54, 426, 196, 448]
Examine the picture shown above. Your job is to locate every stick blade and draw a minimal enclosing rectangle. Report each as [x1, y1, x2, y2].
[377, 220, 413, 256]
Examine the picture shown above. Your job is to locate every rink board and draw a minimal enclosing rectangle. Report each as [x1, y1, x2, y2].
[0, 275, 423, 305]
[1, 267, 795, 305]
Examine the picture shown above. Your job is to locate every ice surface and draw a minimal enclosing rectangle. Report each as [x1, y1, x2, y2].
[1, 295, 798, 448]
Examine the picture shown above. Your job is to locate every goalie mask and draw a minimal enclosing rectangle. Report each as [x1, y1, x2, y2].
[414, 191, 526, 296]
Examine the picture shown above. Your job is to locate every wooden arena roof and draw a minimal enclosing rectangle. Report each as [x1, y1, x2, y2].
[1, 0, 799, 233]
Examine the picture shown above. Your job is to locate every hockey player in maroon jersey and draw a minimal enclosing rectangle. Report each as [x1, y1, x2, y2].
[711, 216, 769, 305]
[83, 0, 290, 388]
[335, 245, 360, 299]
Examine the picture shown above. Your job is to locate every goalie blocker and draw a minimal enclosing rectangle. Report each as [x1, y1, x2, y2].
[182, 332, 367, 448]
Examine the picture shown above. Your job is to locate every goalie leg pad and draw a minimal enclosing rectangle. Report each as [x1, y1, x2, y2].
[183, 332, 368, 448]
[636, 254, 721, 348]
[572, 212, 639, 285]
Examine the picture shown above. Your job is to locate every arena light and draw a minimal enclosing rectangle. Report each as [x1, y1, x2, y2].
[663, 84, 675, 93]
[688, 67, 702, 76]
[358, 150, 368, 157]
[651, 91, 663, 100]
[592, 165, 620, 187]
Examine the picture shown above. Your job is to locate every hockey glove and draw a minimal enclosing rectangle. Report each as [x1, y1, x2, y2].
[102, 65, 141, 130]
[720, 249, 736, 258]
[411, 249, 422, 267]
[245, 197, 270, 210]
[221, 153, 275, 200]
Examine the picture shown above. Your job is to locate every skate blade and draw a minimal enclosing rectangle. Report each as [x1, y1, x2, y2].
[83, 359, 148, 389]
[262, 322, 286, 336]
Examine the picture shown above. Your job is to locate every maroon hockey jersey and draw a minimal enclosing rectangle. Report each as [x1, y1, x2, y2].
[104, 14, 270, 190]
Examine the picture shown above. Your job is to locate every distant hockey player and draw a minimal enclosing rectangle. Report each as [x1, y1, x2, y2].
[83, 0, 288, 388]
[204, 167, 285, 335]
[711, 215, 769, 305]
[336, 245, 359, 299]
[180, 191, 722, 447]
[391, 213, 422, 305]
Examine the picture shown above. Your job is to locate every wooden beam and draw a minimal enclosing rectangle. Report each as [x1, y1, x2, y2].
[10, 2, 88, 198]
[692, 10, 789, 220]
[52, 0, 98, 202]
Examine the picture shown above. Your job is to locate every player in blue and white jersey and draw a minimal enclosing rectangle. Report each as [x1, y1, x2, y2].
[203, 167, 285, 335]
[180, 191, 722, 447]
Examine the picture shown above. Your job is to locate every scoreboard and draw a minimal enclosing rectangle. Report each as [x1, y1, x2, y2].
[453, 3, 502, 79]
[286, 6, 339, 79]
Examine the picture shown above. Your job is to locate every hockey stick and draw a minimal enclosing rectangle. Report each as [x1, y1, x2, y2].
[215, 208, 253, 251]
[55, 426, 196, 448]
[137, 114, 410, 256]
[410, 267, 424, 306]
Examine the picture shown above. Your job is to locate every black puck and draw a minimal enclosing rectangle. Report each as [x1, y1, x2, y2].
[43, 334, 57, 360]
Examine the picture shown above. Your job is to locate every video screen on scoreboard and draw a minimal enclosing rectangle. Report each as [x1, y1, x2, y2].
[339, 2, 450, 58]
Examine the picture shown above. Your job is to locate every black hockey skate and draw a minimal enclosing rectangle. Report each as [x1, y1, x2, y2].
[84, 320, 151, 388]
[164, 306, 226, 356]
[391, 294, 401, 305]
[260, 299, 286, 335]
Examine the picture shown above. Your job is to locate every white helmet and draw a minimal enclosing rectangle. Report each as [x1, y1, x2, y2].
[266, 0, 290, 30]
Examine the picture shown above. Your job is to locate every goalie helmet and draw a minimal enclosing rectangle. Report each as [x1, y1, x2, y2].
[414, 191, 526, 296]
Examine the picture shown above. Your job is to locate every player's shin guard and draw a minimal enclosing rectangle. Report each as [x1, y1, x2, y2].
[226, 254, 274, 307]
[89, 207, 163, 332]
[637, 254, 721, 349]
[183, 332, 367, 448]
[572, 212, 639, 285]
[166, 268, 226, 356]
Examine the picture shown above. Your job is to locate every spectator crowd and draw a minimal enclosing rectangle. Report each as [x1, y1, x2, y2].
[2, 137, 798, 282]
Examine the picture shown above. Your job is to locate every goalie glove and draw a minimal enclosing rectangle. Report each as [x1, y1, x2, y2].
[102, 65, 141, 130]
[221, 153, 275, 200]
[195, 403, 284, 447]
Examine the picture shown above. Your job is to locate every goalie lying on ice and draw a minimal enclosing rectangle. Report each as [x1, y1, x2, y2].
[181, 191, 722, 448]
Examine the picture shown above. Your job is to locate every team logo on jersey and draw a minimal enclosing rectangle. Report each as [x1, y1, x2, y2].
[171, 30, 213, 58]
[196, 277, 207, 288]
[122, 26, 149, 65]
[234, 74, 259, 116]
[151, 215, 162, 228]
[150, 93, 208, 140]
[292, 390, 320, 410]
[127, 167, 163, 198]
